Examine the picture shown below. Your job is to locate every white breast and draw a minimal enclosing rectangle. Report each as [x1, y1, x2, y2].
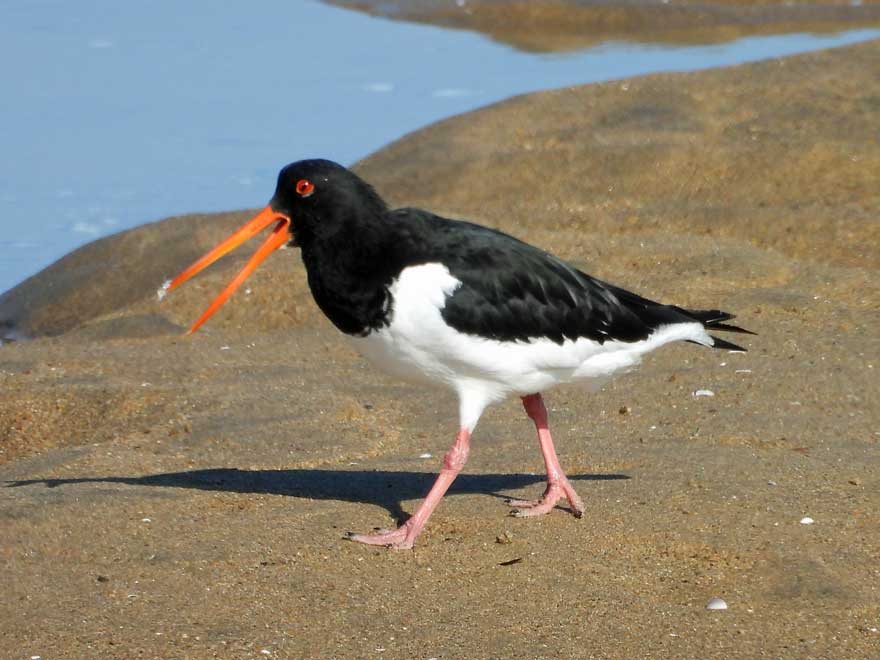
[349, 263, 712, 403]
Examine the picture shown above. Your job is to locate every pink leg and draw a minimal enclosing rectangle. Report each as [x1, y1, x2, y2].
[508, 393, 585, 518]
[345, 428, 471, 550]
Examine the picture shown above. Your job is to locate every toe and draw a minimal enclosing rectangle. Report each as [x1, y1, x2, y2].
[345, 523, 414, 548]
[506, 498, 541, 508]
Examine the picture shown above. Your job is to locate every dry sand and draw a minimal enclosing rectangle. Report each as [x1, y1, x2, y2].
[1, 37, 879, 659]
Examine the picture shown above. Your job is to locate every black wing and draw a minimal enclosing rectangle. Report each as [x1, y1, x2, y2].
[392, 209, 751, 348]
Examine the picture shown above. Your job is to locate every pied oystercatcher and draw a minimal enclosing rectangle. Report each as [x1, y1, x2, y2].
[166, 159, 752, 549]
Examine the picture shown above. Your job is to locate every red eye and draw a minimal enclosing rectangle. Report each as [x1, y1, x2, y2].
[295, 179, 315, 197]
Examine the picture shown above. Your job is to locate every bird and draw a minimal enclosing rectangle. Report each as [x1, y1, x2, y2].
[165, 158, 753, 550]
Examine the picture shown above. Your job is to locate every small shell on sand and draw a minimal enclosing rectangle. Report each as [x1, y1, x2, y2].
[706, 597, 728, 610]
[693, 389, 715, 397]
[800, 516, 815, 525]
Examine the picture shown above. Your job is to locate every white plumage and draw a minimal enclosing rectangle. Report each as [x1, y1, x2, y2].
[350, 263, 714, 431]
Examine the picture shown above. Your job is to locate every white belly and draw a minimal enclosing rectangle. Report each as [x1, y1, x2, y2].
[348, 263, 711, 401]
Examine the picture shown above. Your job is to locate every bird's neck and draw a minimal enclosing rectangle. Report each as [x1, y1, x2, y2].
[299, 212, 403, 336]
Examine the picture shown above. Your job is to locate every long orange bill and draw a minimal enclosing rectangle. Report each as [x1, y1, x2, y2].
[165, 205, 292, 334]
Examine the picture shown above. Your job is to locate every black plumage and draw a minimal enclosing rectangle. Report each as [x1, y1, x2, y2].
[273, 160, 751, 349]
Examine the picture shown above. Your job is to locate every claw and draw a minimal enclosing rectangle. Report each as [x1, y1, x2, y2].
[506, 480, 585, 518]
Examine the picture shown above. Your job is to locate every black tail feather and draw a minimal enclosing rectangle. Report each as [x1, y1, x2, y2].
[680, 307, 754, 351]
[708, 335, 748, 352]
[707, 321, 756, 335]
[680, 308, 734, 323]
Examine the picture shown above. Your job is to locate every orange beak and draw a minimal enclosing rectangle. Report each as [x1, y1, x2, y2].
[166, 205, 292, 334]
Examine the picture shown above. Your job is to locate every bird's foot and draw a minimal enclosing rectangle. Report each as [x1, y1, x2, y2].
[507, 479, 585, 518]
[344, 521, 417, 550]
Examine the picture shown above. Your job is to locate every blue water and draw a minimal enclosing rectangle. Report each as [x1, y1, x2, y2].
[1, 0, 876, 293]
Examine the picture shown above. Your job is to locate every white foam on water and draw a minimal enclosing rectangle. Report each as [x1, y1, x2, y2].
[363, 82, 395, 93]
[72, 222, 101, 235]
[431, 88, 477, 98]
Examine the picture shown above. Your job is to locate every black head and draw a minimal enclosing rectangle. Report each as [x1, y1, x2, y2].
[165, 159, 392, 333]
[270, 159, 388, 246]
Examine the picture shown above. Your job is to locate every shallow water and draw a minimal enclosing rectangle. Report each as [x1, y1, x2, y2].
[1, 0, 877, 293]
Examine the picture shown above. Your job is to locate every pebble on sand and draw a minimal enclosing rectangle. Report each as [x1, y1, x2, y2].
[156, 279, 171, 301]
[706, 597, 728, 610]
[496, 530, 514, 545]
[800, 516, 815, 525]
[693, 389, 715, 397]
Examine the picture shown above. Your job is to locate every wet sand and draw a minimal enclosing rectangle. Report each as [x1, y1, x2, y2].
[1, 39, 879, 658]
[327, 0, 880, 50]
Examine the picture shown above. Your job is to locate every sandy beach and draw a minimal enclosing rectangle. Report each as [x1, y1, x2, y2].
[1, 29, 878, 660]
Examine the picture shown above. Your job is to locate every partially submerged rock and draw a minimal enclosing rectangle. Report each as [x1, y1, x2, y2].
[327, 0, 880, 50]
